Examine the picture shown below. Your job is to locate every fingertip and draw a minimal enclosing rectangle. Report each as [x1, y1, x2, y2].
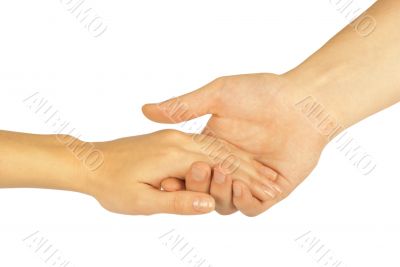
[210, 169, 236, 215]
[141, 103, 165, 122]
[186, 162, 212, 193]
[232, 180, 245, 199]
[212, 167, 227, 185]
[192, 194, 215, 214]
[250, 181, 278, 202]
[141, 103, 153, 115]
[232, 181, 263, 217]
[161, 178, 185, 192]
[190, 162, 211, 180]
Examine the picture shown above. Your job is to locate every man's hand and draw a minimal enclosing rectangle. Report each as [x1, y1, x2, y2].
[143, 73, 328, 216]
[162, 162, 278, 216]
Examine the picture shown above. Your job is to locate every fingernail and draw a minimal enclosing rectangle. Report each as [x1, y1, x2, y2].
[265, 180, 283, 194]
[193, 198, 214, 211]
[259, 166, 278, 181]
[233, 183, 242, 197]
[262, 184, 277, 198]
[192, 166, 207, 182]
[213, 169, 226, 184]
[271, 184, 283, 194]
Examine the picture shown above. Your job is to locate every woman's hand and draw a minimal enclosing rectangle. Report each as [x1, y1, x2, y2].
[86, 129, 280, 215]
[0, 129, 279, 216]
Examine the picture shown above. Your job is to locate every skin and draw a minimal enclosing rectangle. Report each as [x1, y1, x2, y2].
[162, 163, 240, 215]
[0, 129, 279, 215]
[1, 0, 399, 217]
[145, 0, 400, 216]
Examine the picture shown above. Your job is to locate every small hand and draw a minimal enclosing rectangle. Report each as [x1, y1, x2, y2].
[86, 129, 278, 215]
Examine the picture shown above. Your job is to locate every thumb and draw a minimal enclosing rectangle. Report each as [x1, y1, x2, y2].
[140, 186, 215, 215]
[142, 78, 222, 123]
[161, 177, 185, 191]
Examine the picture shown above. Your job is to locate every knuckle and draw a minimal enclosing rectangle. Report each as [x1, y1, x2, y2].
[247, 178, 258, 190]
[157, 129, 178, 137]
[213, 76, 227, 86]
[159, 129, 188, 142]
[215, 75, 235, 88]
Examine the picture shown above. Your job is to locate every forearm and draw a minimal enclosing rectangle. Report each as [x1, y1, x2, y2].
[0, 130, 218, 215]
[284, 0, 400, 130]
[0, 131, 86, 193]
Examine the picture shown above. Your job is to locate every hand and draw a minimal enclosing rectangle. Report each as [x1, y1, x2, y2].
[86, 129, 279, 215]
[161, 163, 236, 215]
[143, 74, 328, 216]
[162, 162, 265, 216]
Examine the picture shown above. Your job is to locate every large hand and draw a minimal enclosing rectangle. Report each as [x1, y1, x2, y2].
[143, 74, 329, 216]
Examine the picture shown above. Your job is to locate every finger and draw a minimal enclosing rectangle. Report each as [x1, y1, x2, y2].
[161, 178, 185, 192]
[221, 160, 280, 203]
[250, 180, 281, 202]
[185, 162, 212, 193]
[210, 167, 236, 215]
[268, 173, 293, 201]
[256, 164, 279, 182]
[232, 180, 269, 217]
[247, 174, 294, 216]
[137, 184, 215, 215]
[243, 162, 283, 202]
[142, 78, 222, 123]
[191, 139, 281, 203]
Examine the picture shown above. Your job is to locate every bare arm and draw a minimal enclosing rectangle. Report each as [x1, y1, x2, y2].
[0, 129, 274, 215]
[285, 0, 400, 129]
[0, 131, 84, 191]
[144, 0, 400, 216]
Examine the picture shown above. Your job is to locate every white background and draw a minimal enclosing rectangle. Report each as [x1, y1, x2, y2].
[1, 0, 399, 266]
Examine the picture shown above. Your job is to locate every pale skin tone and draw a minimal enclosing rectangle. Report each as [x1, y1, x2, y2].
[147, 0, 400, 216]
[0, 129, 279, 215]
[1, 0, 399, 216]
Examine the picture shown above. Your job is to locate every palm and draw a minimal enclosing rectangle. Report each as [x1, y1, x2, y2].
[205, 74, 327, 193]
[143, 73, 328, 206]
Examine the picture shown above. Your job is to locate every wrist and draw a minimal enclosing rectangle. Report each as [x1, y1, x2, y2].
[57, 136, 108, 196]
[281, 63, 351, 139]
[47, 135, 90, 194]
[80, 141, 109, 199]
